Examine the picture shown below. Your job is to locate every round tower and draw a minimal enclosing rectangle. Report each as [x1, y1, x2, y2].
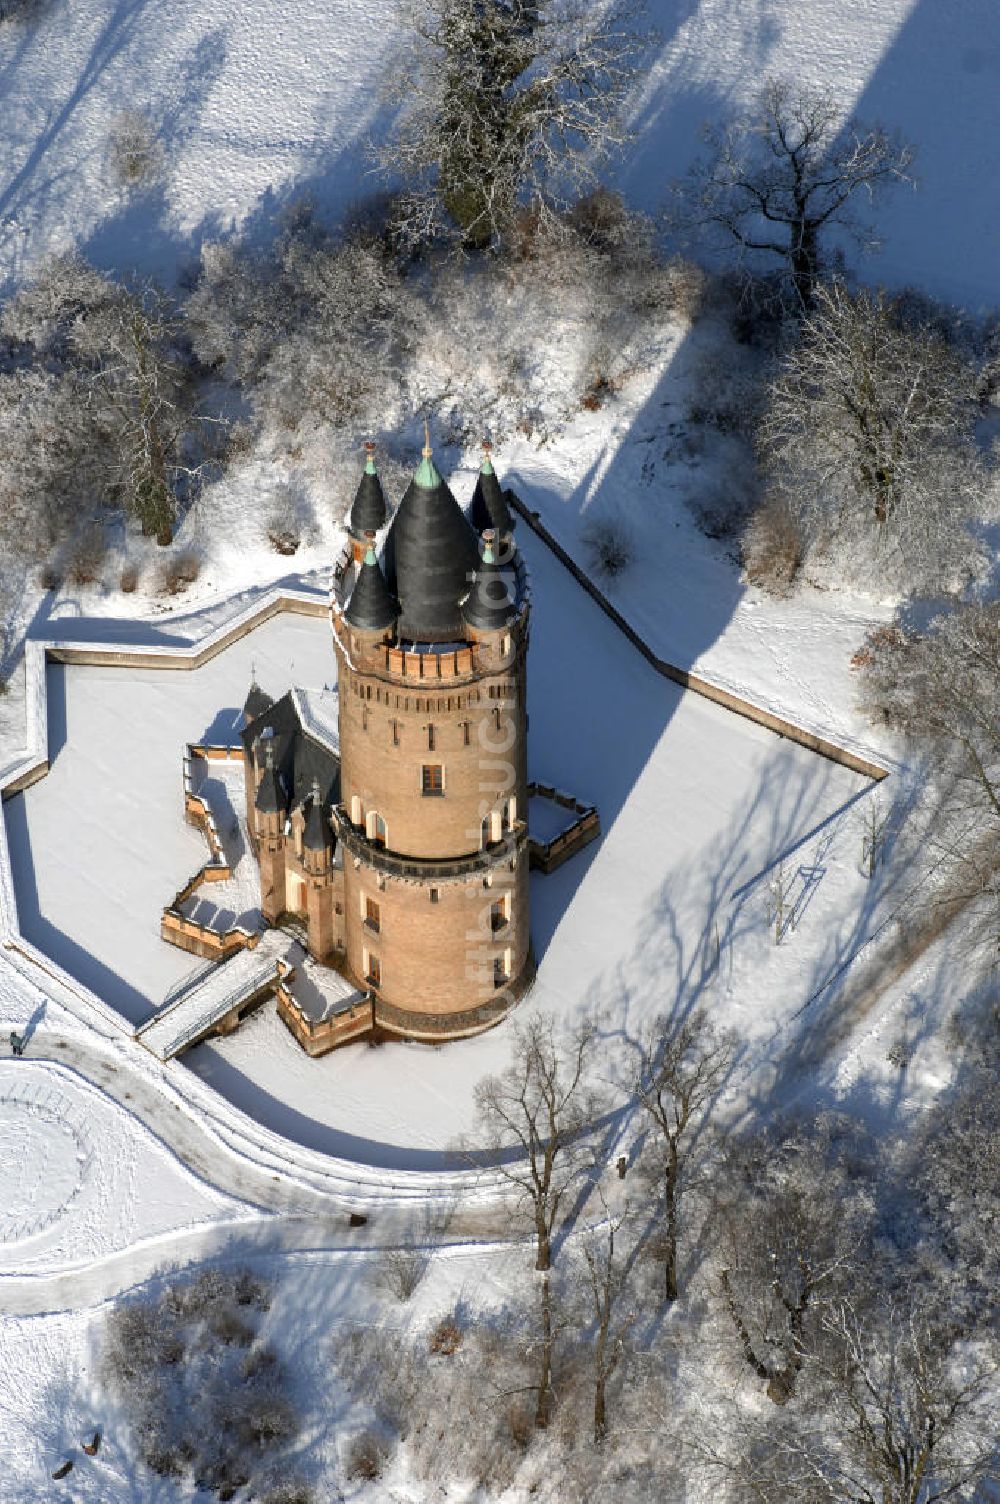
[330, 434, 533, 1040]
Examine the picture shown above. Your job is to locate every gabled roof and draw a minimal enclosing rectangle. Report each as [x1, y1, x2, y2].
[242, 692, 340, 815]
[348, 446, 387, 537]
[383, 442, 479, 642]
[344, 544, 399, 632]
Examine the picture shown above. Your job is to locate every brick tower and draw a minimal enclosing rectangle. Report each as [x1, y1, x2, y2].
[330, 434, 534, 1039]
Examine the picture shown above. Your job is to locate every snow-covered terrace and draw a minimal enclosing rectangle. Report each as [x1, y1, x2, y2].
[1, 530, 874, 1159]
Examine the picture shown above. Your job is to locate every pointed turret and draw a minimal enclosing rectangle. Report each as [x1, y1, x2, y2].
[462, 531, 517, 633]
[348, 442, 387, 543]
[243, 670, 273, 726]
[303, 779, 333, 853]
[254, 738, 285, 815]
[470, 441, 513, 539]
[345, 535, 399, 633]
[383, 425, 479, 642]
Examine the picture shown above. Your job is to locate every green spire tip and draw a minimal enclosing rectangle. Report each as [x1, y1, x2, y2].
[364, 543, 377, 565]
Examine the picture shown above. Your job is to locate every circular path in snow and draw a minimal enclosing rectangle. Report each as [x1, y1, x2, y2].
[0, 1081, 90, 1243]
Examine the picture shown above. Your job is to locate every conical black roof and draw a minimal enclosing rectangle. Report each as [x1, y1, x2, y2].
[462, 537, 517, 632]
[470, 450, 513, 536]
[254, 741, 285, 814]
[384, 446, 479, 642]
[344, 545, 399, 632]
[243, 678, 273, 724]
[303, 786, 333, 851]
[348, 448, 387, 537]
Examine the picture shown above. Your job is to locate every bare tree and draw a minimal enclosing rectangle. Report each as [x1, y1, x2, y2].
[859, 791, 890, 879]
[715, 1122, 869, 1404]
[474, 1015, 600, 1427]
[578, 1196, 635, 1444]
[682, 79, 914, 305]
[375, 0, 646, 253]
[759, 281, 983, 589]
[789, 1299, 1000, 1504]
[633, 1009, 733, 1302]
[858, 603, 1000, 946]
[1, 257, 207, 546]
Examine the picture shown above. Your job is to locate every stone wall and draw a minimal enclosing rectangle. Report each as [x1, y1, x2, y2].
[340, 842, 531, 1017]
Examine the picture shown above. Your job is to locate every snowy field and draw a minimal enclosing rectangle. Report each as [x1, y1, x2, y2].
[0, 0, 998, 307]
[0, 1058, 251, 1276]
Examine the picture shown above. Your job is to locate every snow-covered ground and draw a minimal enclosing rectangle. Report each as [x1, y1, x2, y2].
[1, 0, 998, 307]
[3, 611, 333, 1022]
[0, 0, 995, 1497]
[0, 1058, 252, 1275]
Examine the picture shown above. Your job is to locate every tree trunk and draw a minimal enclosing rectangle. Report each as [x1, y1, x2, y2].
[593, 1371, 607, 1445]
[535, 1214, 550, 1272]
[790, 220, 819, 308]
[664, 1152, 679, 1302]
[535, 1271, 554, 1429]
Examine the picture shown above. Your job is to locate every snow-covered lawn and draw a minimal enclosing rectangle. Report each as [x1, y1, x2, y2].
[3, 610, 334, 1023]
[1, 0, 998, 307]
[0, 1058, 251, 1277]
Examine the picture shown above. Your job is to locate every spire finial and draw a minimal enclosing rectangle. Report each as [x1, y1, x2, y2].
[312, 777, 321, 803]
[480, 438, 494, 476]
[364, 440, 376, 476]
[264, 739, 274, 770]
[423, 419, 432, 460]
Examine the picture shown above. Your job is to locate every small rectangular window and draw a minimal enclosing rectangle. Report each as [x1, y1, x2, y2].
[462, 720, 471, 747]
[491, 896, 509, 932]
[493, 954, 508, 987]
[367, 953, 381, 986]
[427, 724, 436, 752]
[365, 897, 381, 933]
[430, 888, 439, 904]
[422, 765, 444, 796]
[391, 719, 400, 747]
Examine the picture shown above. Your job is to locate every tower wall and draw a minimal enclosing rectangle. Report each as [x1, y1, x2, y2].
[335, 623, 528, 861]
[331, 606, 532, 1034]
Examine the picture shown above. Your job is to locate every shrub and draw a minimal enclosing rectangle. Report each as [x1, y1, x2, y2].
[119, 562, 139, 593]
[345, 1430, 388, 1481]
[66, 520, 108, 586]
[38, 562, 61, 591]
[742, 493, 804, 596]
[0, 0, 45, 22]
[109, 111, 163, 187]
[375, 1245, 429, 1302]
[266, 501, 301, 556]
[582, 514, 633, 579]
[102, 1265, 294, 1501]
[428, 1315, 463, 1356]
[161, 549, 201, 595]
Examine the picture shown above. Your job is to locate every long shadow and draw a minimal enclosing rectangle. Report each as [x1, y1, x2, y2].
[3, 791, 155, 1020]
[0, 0, 157, 221]
[188, 1042, 512, 1174]
[832, 0, 1000, 305]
